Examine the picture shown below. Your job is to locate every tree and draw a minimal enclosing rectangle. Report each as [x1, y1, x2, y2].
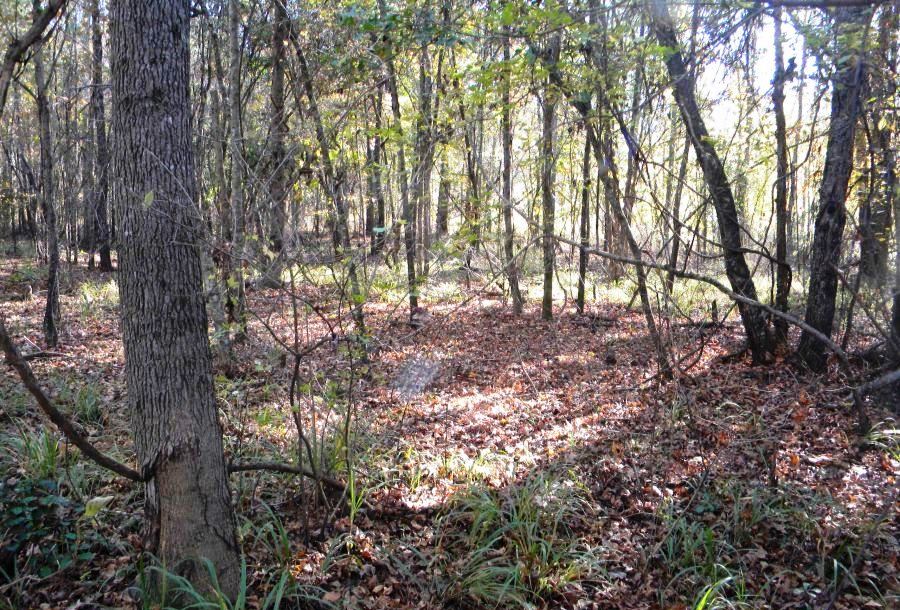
[89, 0, 112, 272]
[501, 20, 523, 315]
[797, 6, 872, 371]
[110, 0, 240, 596]
[772, 5, 792, 346]
[32, 0, 59, 348]
[540, 32, 560, 322]
[647, 0, 772, 363]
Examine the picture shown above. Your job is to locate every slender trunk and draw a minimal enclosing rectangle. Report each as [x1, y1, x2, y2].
[798, 6, 872, 371]
[411, 37, 432, 277]
[110, 0, 240, 597]
[772, 6, 792, 345]
[264, 0, 289, 287]
[379, 0, 416, 314]
[648, 0, 771, 363]
[436, 157, 449, 236]
[91, 0, 112, 271]
[367, 86, 387, 254]
[502, 23, 523, 315]
[33, 4, 58, 348]
[227, 0, 247, 335]
[540, 34, 560, 321]
[576, 127, 590, 314]
[289, 27, 365, 331]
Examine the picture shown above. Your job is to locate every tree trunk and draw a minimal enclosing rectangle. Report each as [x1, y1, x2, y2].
[263, 0, 290, 287]
[502, 23, 523, 315]
[647, 0, 771, 363]
[33, 3, 59, 348]
[90, 0, 112, 272]
[226, 0, 247, 335]
[379, 0, 417, 314]
[367, 86, 387, 254]
[540, 33, 560, 322]
[797, 6, 872, 371]
[110, 0, 240, 598]
[772, 6, 792, 346]
[576, 127, 590, 314]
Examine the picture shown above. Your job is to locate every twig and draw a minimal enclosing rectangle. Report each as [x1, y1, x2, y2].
[227, 460, 345, 492]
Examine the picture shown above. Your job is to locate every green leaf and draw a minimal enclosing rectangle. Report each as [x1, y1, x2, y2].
[142, 191, 154, 209]
[83, 495, 115, 519]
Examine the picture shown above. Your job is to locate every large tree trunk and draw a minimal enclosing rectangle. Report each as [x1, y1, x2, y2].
[647, 0, 771, 363]
[772, 6, 792, 346]
[90, 0, 112, 272]
[502, 22, 523, 315]
[797, 6, 872, 371]
[110, 0, 240, 597]
[33, 3, 59, 348]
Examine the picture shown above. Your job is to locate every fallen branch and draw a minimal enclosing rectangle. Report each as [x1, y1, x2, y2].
[857, 367, 900, 396]
[21, 350, 67, 361]
[0, 317, 144, 482]
[228, 460, 345, 492]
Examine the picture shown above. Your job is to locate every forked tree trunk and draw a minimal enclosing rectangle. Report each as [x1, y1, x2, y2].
[648, 0, 771, 363]
[798, 6, 872, 371]
[110, 0, 240, 597]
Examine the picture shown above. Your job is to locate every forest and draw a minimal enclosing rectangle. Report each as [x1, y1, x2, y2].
[0, 0, 898, 608]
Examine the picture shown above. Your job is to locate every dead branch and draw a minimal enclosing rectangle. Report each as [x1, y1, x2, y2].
[0, 0, 68, 116]
[0, 317, 144, 482]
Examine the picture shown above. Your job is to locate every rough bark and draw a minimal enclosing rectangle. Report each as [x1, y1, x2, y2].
[110, 0, 240, 597]
[797, 6, 872, 371]
[647, 0, 772, 363]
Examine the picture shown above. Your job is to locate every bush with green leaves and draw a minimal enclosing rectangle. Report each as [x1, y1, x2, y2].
[0, 478, 94, 580]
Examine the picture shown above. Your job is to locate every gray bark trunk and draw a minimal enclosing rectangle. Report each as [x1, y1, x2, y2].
[110, 0, 240, 597]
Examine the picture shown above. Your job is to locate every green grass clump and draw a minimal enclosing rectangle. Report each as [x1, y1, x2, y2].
[439, 473, 600, 608]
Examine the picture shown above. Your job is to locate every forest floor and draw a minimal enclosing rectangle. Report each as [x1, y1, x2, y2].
[0, 252, 898, 610]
